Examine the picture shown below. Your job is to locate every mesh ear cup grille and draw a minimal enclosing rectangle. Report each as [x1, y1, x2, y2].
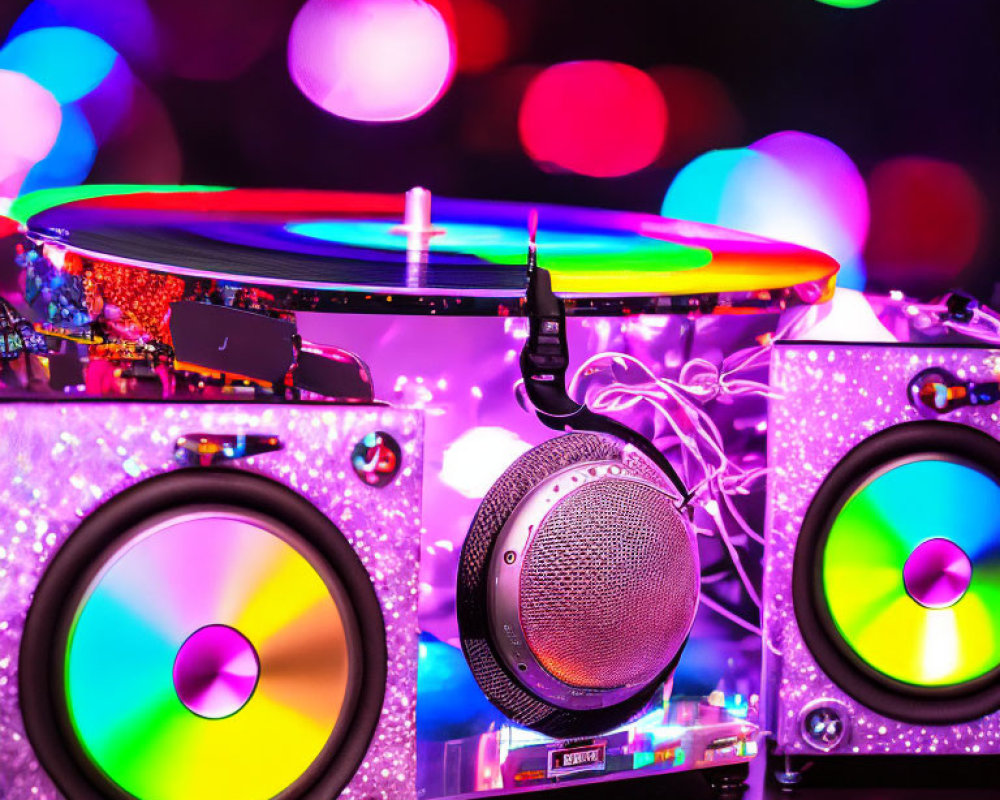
[520, 478, 697, 690]
[457, 433, 698, 737]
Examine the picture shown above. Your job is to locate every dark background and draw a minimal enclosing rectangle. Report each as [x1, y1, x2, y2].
[2, 0, 999, 298]
[3, 3, 1000, 797]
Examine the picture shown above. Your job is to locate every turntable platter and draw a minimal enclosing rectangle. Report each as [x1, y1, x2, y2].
[18, 186, 838, 316]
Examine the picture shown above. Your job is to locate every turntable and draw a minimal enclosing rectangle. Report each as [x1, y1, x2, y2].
[12, 184, 839, 321]
[1, 184, 803, 800]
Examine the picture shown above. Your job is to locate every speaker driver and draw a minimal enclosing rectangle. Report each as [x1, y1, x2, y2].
[794, 422, 1000, 723]
[459, 433, 698, 738]
[21, 469, 385, 800]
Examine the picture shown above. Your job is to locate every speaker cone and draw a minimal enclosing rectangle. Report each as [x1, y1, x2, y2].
[794, 421, 1000, 723]
[20, 469, 386, 800]
[458, 433, 698, 738]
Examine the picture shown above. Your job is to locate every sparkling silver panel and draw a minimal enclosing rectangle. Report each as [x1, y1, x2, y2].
[0, 402, 422, 799]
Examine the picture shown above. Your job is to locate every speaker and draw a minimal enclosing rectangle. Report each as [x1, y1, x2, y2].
[457, 432, 700, 738]
[0, 401, 422, 800]
[763, 342, 1000, 758]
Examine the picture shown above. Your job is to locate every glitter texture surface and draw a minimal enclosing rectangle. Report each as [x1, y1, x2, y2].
[0, 401, 422, 799]
[763, 343, 1000, 755]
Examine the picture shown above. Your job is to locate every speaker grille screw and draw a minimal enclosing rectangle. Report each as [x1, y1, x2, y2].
[802, 706, 846, 751]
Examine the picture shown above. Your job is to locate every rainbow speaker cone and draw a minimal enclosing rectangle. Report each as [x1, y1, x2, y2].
[64, 509, 352, 800]
[19, 467, 389, 800]
[821, 458, 1000, 687]
[796, 422, 1000, 721]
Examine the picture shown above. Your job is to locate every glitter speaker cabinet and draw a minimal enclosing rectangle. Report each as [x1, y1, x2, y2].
[763, 342, 1000, 768]
[0, 401, 422, 800]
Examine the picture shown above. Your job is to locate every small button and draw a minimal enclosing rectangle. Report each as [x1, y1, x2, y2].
[351, 431, 402, 487]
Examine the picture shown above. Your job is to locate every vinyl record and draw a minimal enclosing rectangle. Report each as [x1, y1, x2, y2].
[20, 469, 386, 800]
[794, 422, 1000, 723]
[18, 185, 839, 313]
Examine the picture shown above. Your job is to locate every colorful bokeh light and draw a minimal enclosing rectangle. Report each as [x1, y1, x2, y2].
[519, 61, 667, 178]
[864, 156, 986, 292]
[648, 65, 743, 167]
[0, 69, 62, 197]
[750, 131, 869, 263]
[20, 103, 97, 195]
[816, 0, 881, 7]
[433, 0, 510, 74]
[661, 147, 761, 225]
[6, 0, 159, 69]
[0, 26, 118, 104]
[662, 131, 869, 289]
[288, 0, 456, 123]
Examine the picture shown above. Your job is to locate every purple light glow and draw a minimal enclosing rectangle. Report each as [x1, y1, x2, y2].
[662, 131, 869, 289]
[288, 0, 456, 123]
[0, 69, 61, 196]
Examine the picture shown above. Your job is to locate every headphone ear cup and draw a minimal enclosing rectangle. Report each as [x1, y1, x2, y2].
[457, 433, 699, 738]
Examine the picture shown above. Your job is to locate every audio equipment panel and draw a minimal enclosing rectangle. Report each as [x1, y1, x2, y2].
[0, 401, 422, 800]
[2, 184, 778, 798]
[763, 342, 1000, 761]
